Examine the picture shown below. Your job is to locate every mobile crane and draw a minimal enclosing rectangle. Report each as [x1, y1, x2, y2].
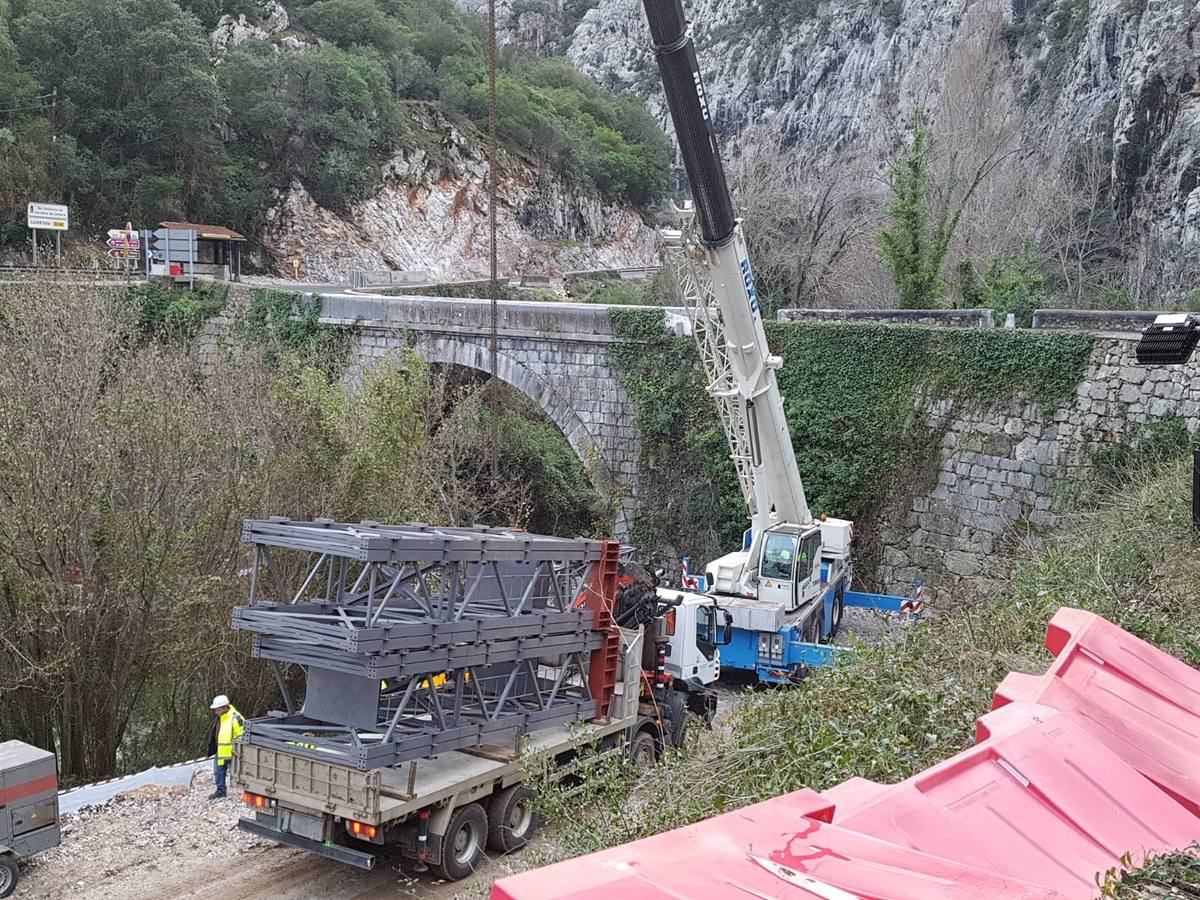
[644, 0, 915, 683]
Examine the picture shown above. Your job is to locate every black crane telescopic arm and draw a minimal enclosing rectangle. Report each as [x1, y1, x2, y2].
[641, 0, 737, 248]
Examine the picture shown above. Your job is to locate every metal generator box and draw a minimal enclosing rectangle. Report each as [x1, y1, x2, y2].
[0, 739, 61, 862]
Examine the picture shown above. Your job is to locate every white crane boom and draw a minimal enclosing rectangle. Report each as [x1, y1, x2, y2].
[643, 0, 816, 599]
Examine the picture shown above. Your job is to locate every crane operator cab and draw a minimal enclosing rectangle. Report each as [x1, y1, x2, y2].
[757, 524, 823, 613]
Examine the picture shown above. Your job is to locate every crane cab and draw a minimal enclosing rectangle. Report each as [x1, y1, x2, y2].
[756, 524, 823, 612]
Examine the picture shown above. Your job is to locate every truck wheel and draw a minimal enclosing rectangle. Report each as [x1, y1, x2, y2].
[828, 590, 845, 641]
[435, 803, 488, 881]
[487, 785, 539, 853]
[676, 712, 701, 751]
[629, 730, 657, 770]
[0, 855, 18, 900]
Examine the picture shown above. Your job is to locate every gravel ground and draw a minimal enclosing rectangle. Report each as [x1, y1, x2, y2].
[18, 769, 503, 900]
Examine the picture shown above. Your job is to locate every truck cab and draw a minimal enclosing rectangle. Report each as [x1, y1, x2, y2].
[656, 591, 730, 684]
[757, 524, 823, 613]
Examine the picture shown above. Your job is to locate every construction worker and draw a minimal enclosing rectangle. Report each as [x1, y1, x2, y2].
[207, 694, 245, 800]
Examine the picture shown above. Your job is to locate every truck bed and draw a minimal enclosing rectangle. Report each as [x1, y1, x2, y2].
[235, 716, 631, 827]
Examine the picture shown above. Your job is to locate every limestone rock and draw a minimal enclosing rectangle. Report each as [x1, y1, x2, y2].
[513, 0, 1200, 293]
[261, 107, 658, 282]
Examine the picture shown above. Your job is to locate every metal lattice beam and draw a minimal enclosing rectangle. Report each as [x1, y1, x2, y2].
[662, 232, 758, 518]
[244, 655, 596, 769]
[234, 519, 618, 770]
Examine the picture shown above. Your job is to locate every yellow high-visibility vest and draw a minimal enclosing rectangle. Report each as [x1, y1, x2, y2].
[217, 706, 246, 763]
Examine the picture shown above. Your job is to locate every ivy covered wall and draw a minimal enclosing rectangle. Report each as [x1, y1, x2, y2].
[609, 308, 1104, 589]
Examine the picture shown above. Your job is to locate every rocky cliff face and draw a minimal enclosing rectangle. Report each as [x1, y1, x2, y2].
[551, 0, 1197, 296]
[213, 2, 658, 282]
[261, 109, 657, 282]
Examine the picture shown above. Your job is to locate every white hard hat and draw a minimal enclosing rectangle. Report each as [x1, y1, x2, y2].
[210, 694, 230, 710]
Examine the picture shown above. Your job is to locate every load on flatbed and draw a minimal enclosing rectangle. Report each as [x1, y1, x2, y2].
[230, 518, 718, 879]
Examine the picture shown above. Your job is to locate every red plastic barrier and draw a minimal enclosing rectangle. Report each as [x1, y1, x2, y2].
[491, 611, 1200, 900]
[490, 788, 1060, 900]
[823, 702, 1200, 896]
[993, 607, 1200, 816]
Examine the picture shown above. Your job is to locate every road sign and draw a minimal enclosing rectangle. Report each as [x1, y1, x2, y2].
[106, 236, 141, 249]
[108, 248, 141, 259]
[151, 228, 197, 264]
[27, 202, 69, 231]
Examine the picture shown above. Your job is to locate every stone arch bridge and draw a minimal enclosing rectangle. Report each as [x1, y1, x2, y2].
[318, 293, 672, 538]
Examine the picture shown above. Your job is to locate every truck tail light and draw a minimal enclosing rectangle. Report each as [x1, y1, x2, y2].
[348, 819, 379, 840]
[242, 791, 272, 810]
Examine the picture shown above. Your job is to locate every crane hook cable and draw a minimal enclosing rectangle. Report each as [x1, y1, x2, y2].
[487, 0, 499, 377]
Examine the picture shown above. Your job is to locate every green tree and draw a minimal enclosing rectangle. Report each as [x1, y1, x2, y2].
[876, 112, 946, 308]
[177, 0, 256, 27]
[296, 0, 406, 54]
[955, 242, 1054, 327]
[10, 0, 226, 224]
[876, 111, 997, 309]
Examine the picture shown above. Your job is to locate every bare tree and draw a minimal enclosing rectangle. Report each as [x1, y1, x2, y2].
[729, 130, 881, 309]
[925, 0, 1030, 277]
[0, 283, 567, 779]
[1035, 136, 1128, 305]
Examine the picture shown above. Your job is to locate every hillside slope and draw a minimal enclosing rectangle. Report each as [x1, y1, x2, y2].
[0, 0, 667, 278]
[533, 453, 1200, 856]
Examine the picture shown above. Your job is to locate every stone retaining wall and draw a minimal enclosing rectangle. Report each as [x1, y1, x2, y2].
[876, 337, 1200, 595]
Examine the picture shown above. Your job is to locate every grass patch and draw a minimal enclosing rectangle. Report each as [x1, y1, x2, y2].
[1102, 846, 1200, 897]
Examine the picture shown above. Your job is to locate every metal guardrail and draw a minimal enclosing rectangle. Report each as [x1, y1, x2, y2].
[0, 263, 142, 282]
[350, 269, 432, 289]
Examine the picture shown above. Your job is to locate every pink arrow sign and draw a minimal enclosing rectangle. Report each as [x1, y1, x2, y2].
[107, 237, 141, 249]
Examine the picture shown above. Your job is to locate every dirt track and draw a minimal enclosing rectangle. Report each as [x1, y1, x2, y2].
[18, 772, 513, 900]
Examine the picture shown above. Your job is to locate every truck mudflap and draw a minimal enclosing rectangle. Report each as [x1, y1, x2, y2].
[237, 816, 376, 870]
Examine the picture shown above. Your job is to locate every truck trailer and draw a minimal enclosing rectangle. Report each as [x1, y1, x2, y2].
[0, 740, 60, 899]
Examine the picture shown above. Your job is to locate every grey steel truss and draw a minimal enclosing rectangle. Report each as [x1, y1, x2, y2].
[233, 519, 614, 769]
[246, 655, 596, 769]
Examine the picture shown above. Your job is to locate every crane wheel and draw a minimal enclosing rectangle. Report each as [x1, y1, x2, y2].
[828, 589, 845, 641]
[487, 785, 540, 853]
[435, 802, 488, 881]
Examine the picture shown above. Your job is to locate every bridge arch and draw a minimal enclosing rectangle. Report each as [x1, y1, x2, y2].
[412, 336, 604, 473]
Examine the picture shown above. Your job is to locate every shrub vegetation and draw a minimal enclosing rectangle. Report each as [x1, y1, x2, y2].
[0, 0, 669, 246]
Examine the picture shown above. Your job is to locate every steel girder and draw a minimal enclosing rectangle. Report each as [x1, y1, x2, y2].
[233, 519, 617, 769]
[245, 655, 596, 769]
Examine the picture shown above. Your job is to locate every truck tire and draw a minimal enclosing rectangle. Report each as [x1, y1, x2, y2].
[487, 785, 539, 853]
[629, 730, 657, 770]
[0, 855, 18, 899]
[435, 803, 488, 881]
[675, 712, 701, 751]
[828, 589, 845, 641]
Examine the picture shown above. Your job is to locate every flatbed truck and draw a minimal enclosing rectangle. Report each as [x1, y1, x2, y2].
[233, 620, 711, 880]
